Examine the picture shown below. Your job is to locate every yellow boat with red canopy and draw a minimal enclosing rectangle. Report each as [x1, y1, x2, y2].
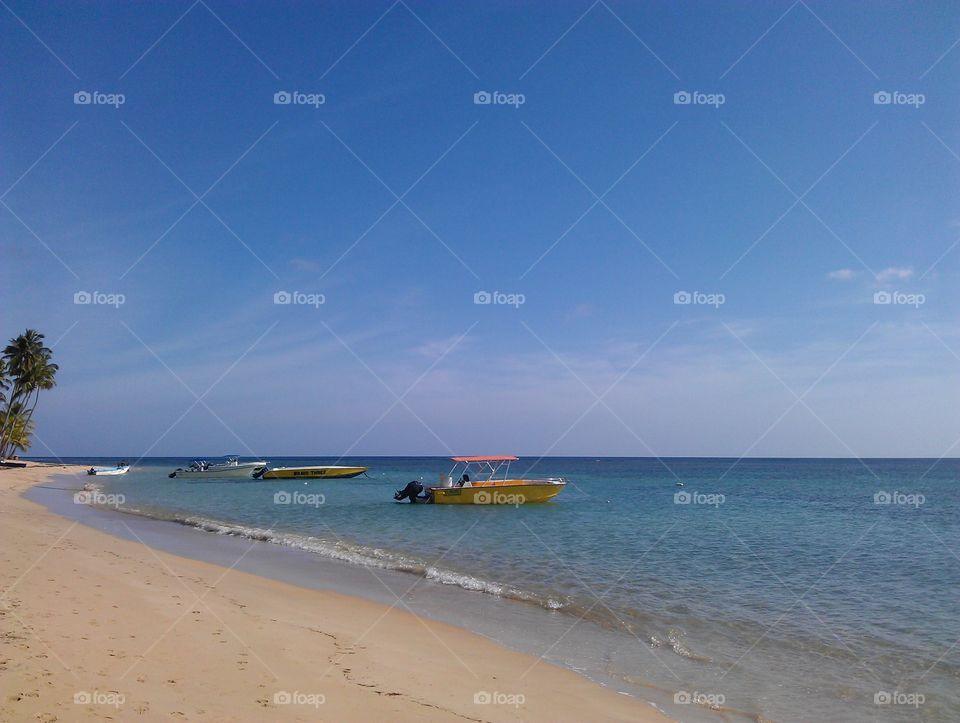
[428, 456, 566, 505]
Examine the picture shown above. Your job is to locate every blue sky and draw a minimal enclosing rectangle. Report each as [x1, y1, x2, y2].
[2, 0, 958, 458]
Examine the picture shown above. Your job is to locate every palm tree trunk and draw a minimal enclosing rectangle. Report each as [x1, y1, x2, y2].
[20, 387, 41, 447]
[0, 382, 22, 458]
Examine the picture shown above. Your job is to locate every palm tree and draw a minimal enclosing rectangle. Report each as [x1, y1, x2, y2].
[19, 355, 58, 441]
[1, 402, 34, 455]
[0, 330, 58, 458]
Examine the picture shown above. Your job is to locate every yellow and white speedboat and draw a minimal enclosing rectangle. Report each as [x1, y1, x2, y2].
[254, 465, 368, 480]
[428, 456, 565, 505]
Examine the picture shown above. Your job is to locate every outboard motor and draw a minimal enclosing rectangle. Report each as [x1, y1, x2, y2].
[394, 480, 426, 502]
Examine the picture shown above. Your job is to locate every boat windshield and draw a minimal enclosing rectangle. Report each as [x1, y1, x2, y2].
[448, 456, 517, 481]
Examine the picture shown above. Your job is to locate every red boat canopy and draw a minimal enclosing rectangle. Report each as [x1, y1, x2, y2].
[451, 455, 519, 462]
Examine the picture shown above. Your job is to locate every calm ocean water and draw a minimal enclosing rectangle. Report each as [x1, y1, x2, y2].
[56, 456, 959, 721]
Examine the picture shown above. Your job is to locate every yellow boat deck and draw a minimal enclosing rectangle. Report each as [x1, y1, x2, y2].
[430, 479, 565, 505]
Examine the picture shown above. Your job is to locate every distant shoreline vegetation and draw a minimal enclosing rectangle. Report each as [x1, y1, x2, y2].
[0, 329, 58, 458]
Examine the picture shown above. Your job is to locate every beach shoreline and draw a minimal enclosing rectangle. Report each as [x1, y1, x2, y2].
[0, 462, 671, 721]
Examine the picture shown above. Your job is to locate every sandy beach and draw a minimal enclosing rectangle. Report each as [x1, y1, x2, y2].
[0, 463, 669, 722]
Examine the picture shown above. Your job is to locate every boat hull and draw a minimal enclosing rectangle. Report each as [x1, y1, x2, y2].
[260, 466, 367, 480]
[88, 466, 129, 476]
[430, 480, 565, 505]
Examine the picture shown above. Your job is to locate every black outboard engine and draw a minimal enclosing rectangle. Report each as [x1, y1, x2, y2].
[394, 480, 426, 502]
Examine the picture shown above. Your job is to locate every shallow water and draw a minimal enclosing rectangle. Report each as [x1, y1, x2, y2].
[50, 456, 960, 721]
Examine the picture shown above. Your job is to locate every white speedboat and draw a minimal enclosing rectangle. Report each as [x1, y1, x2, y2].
[168, 457, 267, 479]
[88, 463, 130, 476]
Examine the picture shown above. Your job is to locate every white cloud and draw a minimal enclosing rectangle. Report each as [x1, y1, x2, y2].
[27, 303, 960, 458]
[827, 269, 856, 281]
[411, 334, 472, 358]
[875, 266, 914, 282]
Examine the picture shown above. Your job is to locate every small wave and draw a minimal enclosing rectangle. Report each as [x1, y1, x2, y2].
[424, 567, 565, 609]
[649, 629, 712, 663]
[114, 506, 569, 613]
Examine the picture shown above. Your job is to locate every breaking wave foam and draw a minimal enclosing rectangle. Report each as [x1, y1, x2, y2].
[116, 506, 568, 612]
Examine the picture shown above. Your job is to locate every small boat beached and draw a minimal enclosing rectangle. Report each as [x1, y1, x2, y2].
[87, 463, 130, 476]
[253, 465, 367, 480]
[168, 456, 266, 479]
[394, 456, 566, 505]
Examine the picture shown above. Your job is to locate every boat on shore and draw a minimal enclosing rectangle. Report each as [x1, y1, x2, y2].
[87, 463, 130, 476]
[168, 457, 267, 479]
[394, 456, 566, 505]
[253, 465, 367, 480]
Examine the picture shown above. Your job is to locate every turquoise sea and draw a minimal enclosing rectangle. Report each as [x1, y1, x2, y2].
[45, 456, 960, 721]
